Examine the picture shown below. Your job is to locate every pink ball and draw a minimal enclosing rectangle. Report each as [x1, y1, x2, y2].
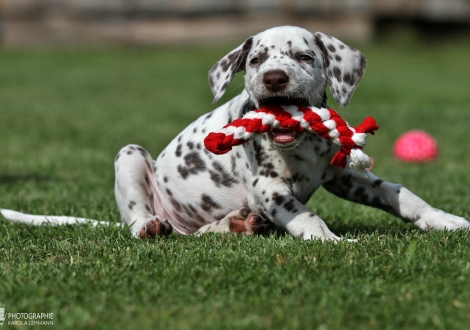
[393, 130, 438, 162]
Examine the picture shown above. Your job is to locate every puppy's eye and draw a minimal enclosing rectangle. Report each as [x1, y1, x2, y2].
[250, 57, 261, 65]
[298, 55, 313, 62]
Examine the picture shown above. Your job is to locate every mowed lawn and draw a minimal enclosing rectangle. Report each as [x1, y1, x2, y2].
[1, 38, 470, 329]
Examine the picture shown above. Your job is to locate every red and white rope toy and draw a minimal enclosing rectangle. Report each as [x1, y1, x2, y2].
[204, 105, 379, 174]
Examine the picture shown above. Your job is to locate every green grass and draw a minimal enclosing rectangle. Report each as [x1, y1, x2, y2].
[1, 40, 470, 329]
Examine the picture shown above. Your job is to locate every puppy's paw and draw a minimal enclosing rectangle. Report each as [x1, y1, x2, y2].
[139, 217, 173, 238]
[414, 209, 470, 231]
[195, 208, 271, 236]
[228, 208, 270, 235]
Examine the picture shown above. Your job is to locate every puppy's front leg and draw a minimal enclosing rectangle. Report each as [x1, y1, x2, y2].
[322, 166, 470, 230]
[252, 177, 340, 241]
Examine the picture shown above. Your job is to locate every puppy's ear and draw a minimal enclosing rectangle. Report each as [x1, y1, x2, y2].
[314, 32, 367, 107]
[208, 37, 253, 104]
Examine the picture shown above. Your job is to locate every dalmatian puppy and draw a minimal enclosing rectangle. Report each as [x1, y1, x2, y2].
[2, 26, 468, 239]
[113, 26, 469, 240]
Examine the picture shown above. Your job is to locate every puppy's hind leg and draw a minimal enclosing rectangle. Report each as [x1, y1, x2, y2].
[114, 144, 172, 238]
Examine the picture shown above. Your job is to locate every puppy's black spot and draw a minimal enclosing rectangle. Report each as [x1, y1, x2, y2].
[333, 67, 342, 82]
[170, 197, 182, 212]
[221, 81, 230, 91]
[209, 161, 239, 187]
[136, 147, 147, 157]
[175, 144, 183, 157]
[220, 59, 230, 72]
[372, 179, 384, 188]
[252, 140, 261, 163]
[272, 192, 285, 205]
[189, 204, 197, 213]
[200, 194, 222, 212]
[343, 73, 355, 86]
[203, 113, 213, 123]
[177, 152, 207, 179]
[283, 199, 296, 212]
[227, 49, 240, 63]
[314, 35, 330, 68]
[359, 56, 366, 69]
[259, 162, 278, 178]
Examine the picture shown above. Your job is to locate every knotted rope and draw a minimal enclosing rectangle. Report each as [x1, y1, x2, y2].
[204, 105, 379, 173]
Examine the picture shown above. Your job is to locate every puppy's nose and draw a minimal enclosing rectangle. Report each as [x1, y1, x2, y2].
[263, 70, 289, 92]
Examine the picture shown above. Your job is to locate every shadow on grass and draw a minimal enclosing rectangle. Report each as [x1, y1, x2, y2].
[250, 221, 418, 240]
[328, 222, 417, 237]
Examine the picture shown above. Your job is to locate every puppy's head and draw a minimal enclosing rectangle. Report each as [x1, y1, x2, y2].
[209, 26, 367, 107]
[208, 26, 367, 148]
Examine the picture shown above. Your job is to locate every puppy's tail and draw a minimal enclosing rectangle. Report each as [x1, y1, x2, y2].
[0, 209, 124, 227]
